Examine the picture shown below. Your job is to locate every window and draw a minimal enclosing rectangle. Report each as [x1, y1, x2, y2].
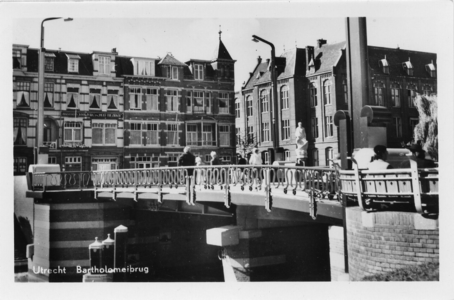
[167, 124, 179, 145]
[172, 66, 179, 80]
[379, 57, 389, 74]
[247, 126, 254, 144]
[324, 116, 334, 138]
[205, 92, 212, 113]
[312, 149, 319, 166]
[134, 60, 155, 76]
[194, 64, 204, 80]
[261, 122, 270, 142]
[425, 62, 436, 78]
[129, 123, 142, 145]
[13, 49, 21, 69]
[66, 87, 79, 109]
[391, 83, 401, 107]
[45, 53, 55, 72]
[14, 157, 27, 174]
[311, 117, 319, 139]
[310, 83, 318, 107]
[246, 96, 253, 117]
[264, 152, 269, 164]
[394, 117, 402, 138]
[187, 124, 198, 146]
[193, 91, 204, 113]
[99, 56, 111, 75]
[235, 102, 241, 118]
[48, 156, 57, 164]
[236, 127, 241, 145]
[107, 90, 119, 110]
[410, 118, 419, 135]
[168, 153, 179, 164]
[89, 88, 102, 110]
[145, 123, 159, 145]
[129, 87, 141, 110]
[284, 150, 291, 162]
[260, 89, 269, 113]
[343, 79, 348, 105]
[280, 86, 289, 110]
[91, 158, 117, 171]
[204, 154, 211, 163]
[44, 82, 54, 108]
[323, 80, 331, 105]
[325, 147, 334, 167]
[202, 124, 214, 146]
[130, 156, 159, 169]
[67, 54, 81, 73]
[221, 156, 231, 163]
[16, 82, 31, 108]
[166, 90, 179, 112]
[402, 60, 413, 76]
[423, 85, 433, 96]
[219, 92, 230, 114]
[13, 118, 28, 145]
[407, 85, 417, 108]
[145, 88, 159, 111]
[220, 125, 230, 146]
[282, 119, 290, 140]
[373, 82, 385, 106]
[64, 121, 83, 142]
[92, 122, 117, 145]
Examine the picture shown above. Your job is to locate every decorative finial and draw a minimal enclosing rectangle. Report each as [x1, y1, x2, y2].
[219, 25, 222, 40]
[283, 44, 285, 52]
[295, 40, 297, 48]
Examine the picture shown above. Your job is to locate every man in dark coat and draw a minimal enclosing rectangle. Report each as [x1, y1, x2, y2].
[178, 146, 196, 176]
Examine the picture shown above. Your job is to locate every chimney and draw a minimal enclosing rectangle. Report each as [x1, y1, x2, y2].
[257, 56, 262, 64]
[305, 46, 314, 71]
[317, 39, 327, 48]
[249, 72, 253, 78]
[112, 48, 117, 54]
[266, 58, 270, 64]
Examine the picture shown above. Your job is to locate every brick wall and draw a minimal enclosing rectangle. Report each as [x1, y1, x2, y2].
[346, 207, 439, 281]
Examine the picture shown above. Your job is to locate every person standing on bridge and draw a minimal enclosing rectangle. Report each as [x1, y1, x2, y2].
[178, 146, 196, 177]
[210, 151, 221, 166]
[368, 145, 393, 170]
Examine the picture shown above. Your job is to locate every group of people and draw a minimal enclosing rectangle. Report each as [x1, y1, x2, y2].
[369, 143, 436, 170]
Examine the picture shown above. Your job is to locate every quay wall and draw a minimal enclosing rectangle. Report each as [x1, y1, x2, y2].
[346, 207, 439, 280]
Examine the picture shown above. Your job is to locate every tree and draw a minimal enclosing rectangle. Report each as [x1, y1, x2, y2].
[235, 129, 259, 157]
[412, 93, 438, 161]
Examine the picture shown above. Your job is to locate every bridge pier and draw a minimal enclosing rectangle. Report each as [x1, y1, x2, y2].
[207, 206, 332, 281]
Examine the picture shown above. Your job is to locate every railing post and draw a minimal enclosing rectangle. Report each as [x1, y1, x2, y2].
[102, 234, 115, 270]
[410, 160, 423, 213]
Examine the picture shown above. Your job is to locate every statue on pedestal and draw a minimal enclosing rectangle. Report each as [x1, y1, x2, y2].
[295, 122, 306, 146]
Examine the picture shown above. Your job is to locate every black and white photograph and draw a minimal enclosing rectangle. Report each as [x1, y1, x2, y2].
[2, 0, 453, 299]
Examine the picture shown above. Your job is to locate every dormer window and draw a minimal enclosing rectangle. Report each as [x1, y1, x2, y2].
[308, 57, 315, 74]
[402, 58, 413, 76]
[98, 56, 111, 75]
[194, 64, 204, 80]
[66, 54, 81, 73]
[172, 66, 178, 80]
[133, 59, 155, 76]
[425, 61, 436, 78]
[45, 53, 56, 72]
[379, 56, 389, 74]
[256, 71, 264, 79]
[13, 49, 22, 69]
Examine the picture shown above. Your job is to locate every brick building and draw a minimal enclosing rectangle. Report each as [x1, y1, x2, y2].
[13, 33, 236, 174]
[237, 39, 437, 166]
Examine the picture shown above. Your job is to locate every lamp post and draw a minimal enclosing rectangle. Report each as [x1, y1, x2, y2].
[252, 35, 280, 163]
[36, 17, 73, 164]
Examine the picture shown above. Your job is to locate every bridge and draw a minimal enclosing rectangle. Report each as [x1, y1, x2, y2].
[21, 163, 439, 282]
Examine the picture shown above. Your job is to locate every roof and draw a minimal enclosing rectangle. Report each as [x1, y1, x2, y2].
[311, 41, 346, 75]
[26, 48, 93, 75]
[212, 39, 233, 61]
[158, 53, 187, 66]
[368, 46, 437, 78]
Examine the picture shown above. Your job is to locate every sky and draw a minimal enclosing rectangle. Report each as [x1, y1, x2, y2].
[1, 1, 454, 299]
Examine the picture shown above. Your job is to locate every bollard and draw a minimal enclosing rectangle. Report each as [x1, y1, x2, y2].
[102, 234, 115, 270]
[89, 237, 103, 274]
[113, 225, 128, 282]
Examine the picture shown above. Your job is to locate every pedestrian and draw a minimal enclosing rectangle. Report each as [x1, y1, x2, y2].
[210, 151, 221, 165]
[195, 156, 204, 166]
[177, 146, 196, 177]
[249, 148, 263, 165]
[368, 145, 393, 170]
[400, 143, 436, 169]
[237, 153, 247, 166]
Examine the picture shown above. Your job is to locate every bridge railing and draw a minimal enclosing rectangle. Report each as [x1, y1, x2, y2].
[28, 164, 340, 199]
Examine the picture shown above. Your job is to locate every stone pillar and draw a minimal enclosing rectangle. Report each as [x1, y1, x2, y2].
[328, 226, 349, 281]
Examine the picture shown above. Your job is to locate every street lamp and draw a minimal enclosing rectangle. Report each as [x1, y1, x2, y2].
[36, 17, 73, 164]
[252, 35, 280, 163]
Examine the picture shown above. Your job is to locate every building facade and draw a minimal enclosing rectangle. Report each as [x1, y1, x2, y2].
[237, 39, 437, 166]
[13, 34, 236, 174]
